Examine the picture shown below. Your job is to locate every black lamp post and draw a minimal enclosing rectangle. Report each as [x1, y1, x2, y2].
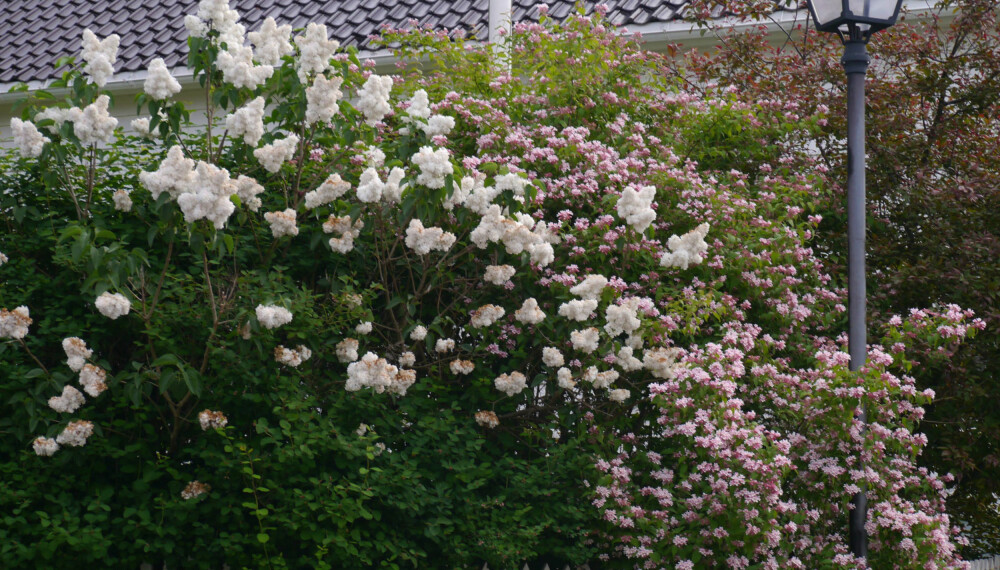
[804, 0, 904, 560]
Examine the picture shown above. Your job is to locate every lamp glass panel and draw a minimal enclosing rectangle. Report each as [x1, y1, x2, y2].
[812, 0, 844, 25]
[871, 0, 900, 19]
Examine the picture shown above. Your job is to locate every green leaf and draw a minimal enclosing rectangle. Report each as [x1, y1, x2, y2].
[257, 533, 270, 544]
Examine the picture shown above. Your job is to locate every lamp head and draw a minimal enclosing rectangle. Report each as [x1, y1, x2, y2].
[806, 0, 905, 42]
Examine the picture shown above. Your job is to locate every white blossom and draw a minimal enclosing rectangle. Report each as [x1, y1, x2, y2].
[495, 173, 529, 196]
[62, 337, 93, 372]
[608, 388, 630, 402]
[181, 480, 210, 500]
[305, 74, 344, 125]
[616, 185, 657, 233]
[175, 162, 237, 228]
[355, 74, 393, 125]
[383, 168, 407, 203]
[558, 299, 598, 322]
[254, 134, 299, 173]
[263, 208, 298, 238]
[570, 274, 608, 300]
[514, 298, 546, 325]
[435, 338, 455, 353]
[217, 44, 273, 89]
[336, 338, 360, 363]
[410, 326, 428, 341]
[294, 23, 339, 82]
[356, 168, 385, 203]
[412, 146, 452, 189]
[420, 114, 455, 138]
[570, 328, 600, 353]
[0, 252, 7, 265]
[198, 409, 228, 430]
[225, 97, 266, 147]
[184, 14, 208, 38]
[404, 218, 455, 255]
[305, 174, 351, 208]
[399, 351, 416, 367]
[494, 371, 527, 397]
[346, 352, 399, 394]
[33, 437, 60, 457]
[604, 303, 641, 337]
[80, 29, 119, 87]
[324, 215, 363, 254]
[0, 306, 32, 339]
[356, 321, 373, 335]
[541, 347, 564, 368]
[469, 304, 505, 328]
[557, 367, 575, 389]
[248, 17, 293, 66]
[131, 117, 154, 138]
[79, 364, 108, 397]
[583, 366, 619, 389]
[144, 58, 182, 100]
[474, 410, 499, 428]
[56, 420, 94, 447]
[660, 223, 711, 270]
[643, 347, 682, 379]
[255, 304, 292, 329]
[74, 95, 118, 146]
[112, 190, 132, 212]
[34, 107, 83, 133]
[364, 146, 385, 168]
[274, 344, 312, 367]
[617, 346, 643, 371]
[450, 360, 475, 375]
[406, 89, 431, 120]
[95, 292, 130, 320]
[235, 175, 264, 211]
[10, 118, 49, 158]
[484, 265, 516, 285]
[48, 385, 86, 414]
[139, 146, 196, 200]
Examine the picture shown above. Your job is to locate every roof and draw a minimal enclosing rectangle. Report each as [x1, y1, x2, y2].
[0, 0, 716, 85]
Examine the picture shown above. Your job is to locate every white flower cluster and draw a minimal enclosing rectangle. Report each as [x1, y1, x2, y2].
[363, 146, 385, 168]
[144, 58, 182, 100]
[355, 75, 394, 125]
[356, 168, 385, 202]
[582, 366, 619, 389]
[570, 328, 600, 353]
[34, 106, 82, 134]
[139, 146, 239, 228]
[514, 298, 546, 325]
[355, 321, 373, 334]
[484, 265, 515, 285]
[274, 344, 312, 367]
[541, 347, 564, 367]
[248, 17, 293, 66]
[608, 388, 630, 402]
[33, 437, 59, 457]
[410, 326, 428, 341]
[616, 185, 657, 233]
[324, 215, 364, 253]
[420, 115, 455, 138]
[294, 23, 338, 81]
[336, 338, 359, 363]
[0, 306, 32, 339]
[345, 352, 415, 395]
[494, 371, 527, 396]
[605, 302, 641, 337]
[131, 117, 154, 138]
[80, 29, 119, 87]
[617, 346, 643, 371]
[305, 74, 344, 125]
[399, 351, 416, 367]
[225, 97, 266, 146]
[557, 367, 575, 389]
[113, 190, 133, 212]
[305, 174, 351, 208]
[235, 175, 265, 211]
[181, 480, 211, 500]
[264, 208, 298, 238]
[559, 299, 598, 322]
[406, 90, 431, 120]
[74, 95, 118, 146]
[470, 206, 555, 267]
[140, 146, 195, 199]
[469, 304, 505, 328]
[95, 292, 130, 320]
[254, 134, 299, 173]
[435, 338, 455, 353]
[450, 360, 475, 375]
[474, 410, 499, 429]
[0, 251, 6, 265]
[570, 274, 608, 300]
[217, 37, 273, 89]
[411, 146, 452, 189]
[10, 118, 49, 158]
[643, 347, 682, 379]
[79, 364, 108, 397]
[255, 304, 292, 329]
[48, 385, 86, 414]
[62, 337, 93, 372]
[495, 173, 530, 197]
[198, 409, 228, 430]
[56, 419, 94, 447]
[383, 168, 407, 203]
[660, 223, 711, 269]
[402, 90, 455, 137]
[404, 218, 456, 255]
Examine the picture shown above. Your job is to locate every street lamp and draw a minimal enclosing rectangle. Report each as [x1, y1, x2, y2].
[803, 0, 905, 560]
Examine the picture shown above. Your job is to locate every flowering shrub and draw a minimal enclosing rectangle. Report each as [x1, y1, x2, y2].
[0, 1, 983, 567]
